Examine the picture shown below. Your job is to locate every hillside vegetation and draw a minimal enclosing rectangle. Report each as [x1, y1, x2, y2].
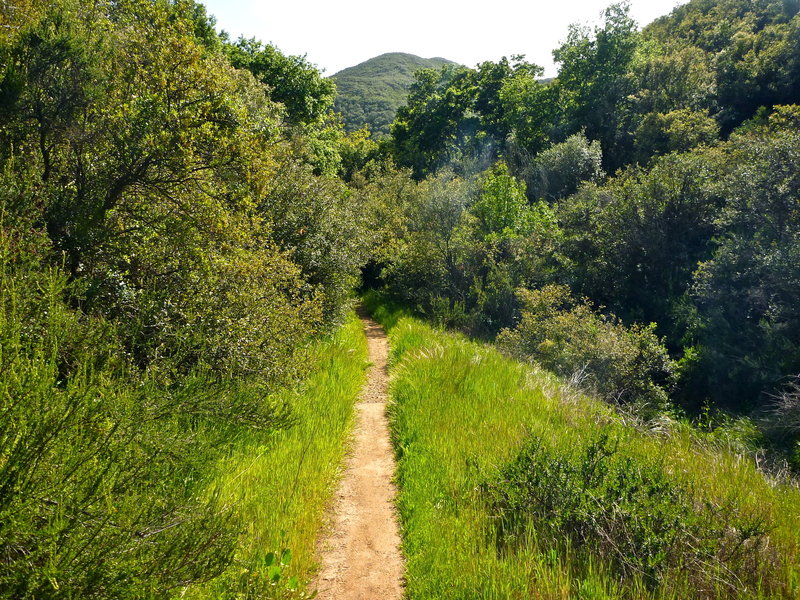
[2, 0, 800, 596]
[364, 0, 800, 451]
[331, 53, 455, 135]
[0, 0, 372, 596]
[364, 292, 800, 599]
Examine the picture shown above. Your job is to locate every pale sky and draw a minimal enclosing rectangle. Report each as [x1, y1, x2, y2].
[201, 0, 687, 77]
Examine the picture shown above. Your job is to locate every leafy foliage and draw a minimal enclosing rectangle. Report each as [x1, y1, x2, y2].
[391, 57, 543, 179]
[552, 2, 640, 170]
[526, 131, 604, 202]
[691, 128, 800, 410]
[0, 0, 368, 595]
[556, 148, 724, 344]
[498, 285, 676, 412]
[225, 36, 336, 126]
[643, 0, 800, 132]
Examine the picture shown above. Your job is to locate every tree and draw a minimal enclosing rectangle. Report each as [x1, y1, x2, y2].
[466, 163, 560, 335]
[391, 65, 477, 179]
[500, 68, 557, 159]
[391, 57, 546, 179]
[634, 108, 720, 161]
[692, 128, 800, 410]
[553, 2, 639, 169]
[471, 162, 531, 239]
[642, 0, 800, 133]
[224, 36, 336, 126]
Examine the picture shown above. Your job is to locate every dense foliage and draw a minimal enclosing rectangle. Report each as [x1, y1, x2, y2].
[0, 0, 369, 596]
[498, 285, 676, 413]
[362, 0, 800, 460]
[385, 0, 800, 175]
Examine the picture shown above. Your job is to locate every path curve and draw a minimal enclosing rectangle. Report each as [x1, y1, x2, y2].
[314, 307, 404, 600]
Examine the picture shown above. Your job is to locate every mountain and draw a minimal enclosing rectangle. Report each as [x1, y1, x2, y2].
[331, 52, 457, 136]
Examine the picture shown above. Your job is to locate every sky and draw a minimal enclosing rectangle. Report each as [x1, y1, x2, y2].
[201, 0, 687, 77]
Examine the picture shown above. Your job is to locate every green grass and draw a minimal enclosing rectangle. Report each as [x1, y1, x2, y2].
[184, 313, 369, 599]
[371, 302, 800, 599]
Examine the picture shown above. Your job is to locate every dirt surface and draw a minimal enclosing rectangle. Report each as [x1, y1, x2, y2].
[314, 308, 405, 600]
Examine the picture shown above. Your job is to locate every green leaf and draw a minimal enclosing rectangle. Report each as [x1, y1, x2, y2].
[268, 565, 282, 583]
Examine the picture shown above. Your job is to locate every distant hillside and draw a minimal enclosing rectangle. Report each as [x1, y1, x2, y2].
[331, 52, 456, 136]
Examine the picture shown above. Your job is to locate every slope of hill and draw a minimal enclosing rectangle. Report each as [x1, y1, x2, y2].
[331, 52, 456, 136]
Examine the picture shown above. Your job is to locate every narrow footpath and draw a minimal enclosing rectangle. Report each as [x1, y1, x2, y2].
[314, 307, 405, 600]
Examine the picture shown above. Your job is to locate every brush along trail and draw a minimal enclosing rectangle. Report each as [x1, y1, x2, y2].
[314, 307, 404, 600]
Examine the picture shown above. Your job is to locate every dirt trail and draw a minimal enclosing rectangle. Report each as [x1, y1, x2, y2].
[314, 307, 405, 600]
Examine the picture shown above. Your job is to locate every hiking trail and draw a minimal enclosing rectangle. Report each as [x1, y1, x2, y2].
[314, 307, 404, 600]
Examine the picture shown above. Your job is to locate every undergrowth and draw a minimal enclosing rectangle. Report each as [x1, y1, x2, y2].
[1, 218, 368, 598]
[487, 433, 777, 595]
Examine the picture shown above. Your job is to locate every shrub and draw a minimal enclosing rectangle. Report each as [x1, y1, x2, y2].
[425, 295, 472, 330]
[377, 170, 476, 310]
[0, 231, 295, 597]
[486, 432, 776, 594]
[634, 108, 719, 160]
[528, 132, 605, 202]
[260, 158, 369, 327]
[498, 285, 676, 413]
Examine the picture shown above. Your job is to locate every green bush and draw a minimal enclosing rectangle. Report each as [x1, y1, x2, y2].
[486, 432, 775, 593]
[498, 285, 676, 413]
[634, 108, 719, 160]
[528, 131, 605, 203]
[0, 230, 293, 598]
[259, 158, 368, 327]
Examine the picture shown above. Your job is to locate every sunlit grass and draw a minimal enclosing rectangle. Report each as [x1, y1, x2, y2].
[376, 306, 800, 599]
[185, 313, 368, 598]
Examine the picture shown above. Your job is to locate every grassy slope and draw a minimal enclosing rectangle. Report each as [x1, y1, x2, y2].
[185, 313, 368, 598]
[362, 293, 800, 599]
[331, 53, 455, 136]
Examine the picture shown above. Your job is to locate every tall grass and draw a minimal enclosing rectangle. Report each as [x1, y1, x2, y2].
[185, 314, 369, 599]
[372, 302, 800, 599]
